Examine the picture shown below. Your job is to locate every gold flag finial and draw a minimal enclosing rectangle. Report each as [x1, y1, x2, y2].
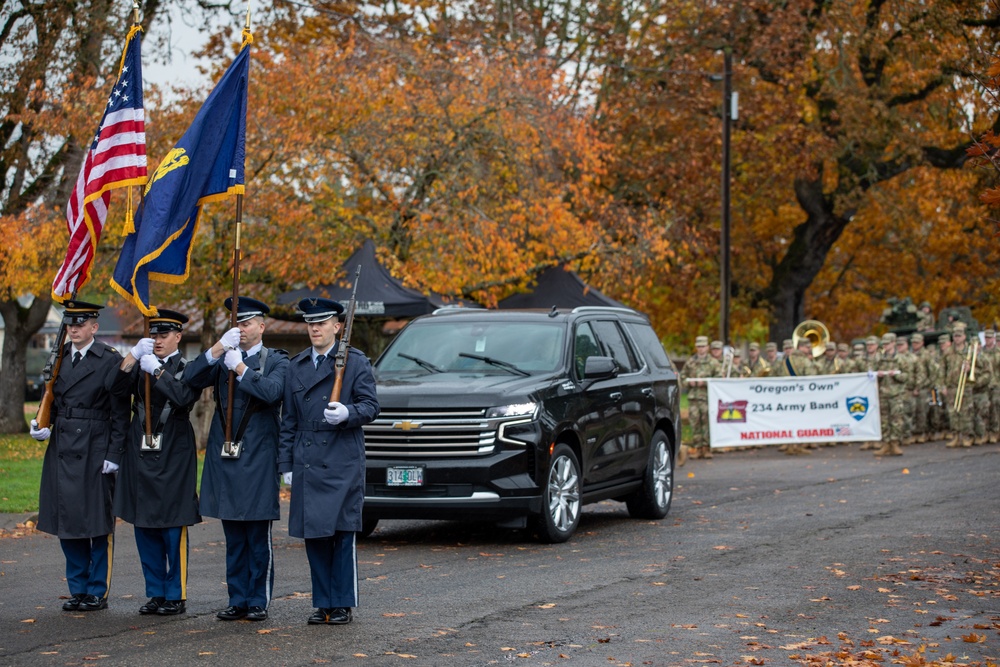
[132, 0, 140, 25]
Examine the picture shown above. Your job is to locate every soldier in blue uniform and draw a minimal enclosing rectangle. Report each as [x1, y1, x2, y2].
[278, 298, 379, 625]
[110, 309, 201, 616]
[30, 300, 128, 612]
[184, 297, 288, 622]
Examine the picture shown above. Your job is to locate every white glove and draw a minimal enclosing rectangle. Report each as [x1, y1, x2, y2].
[219, 327, 241, 351]
[323, 402, 349, 425]
[102, 460, 119, 474]
[282, 472, 292, 485]
[29, 419, 50, 441]
[130, 338, 154, 360]
[139, 354, 163, 375]
[224, 349, 243, 372]
[867, 370, 876, 380]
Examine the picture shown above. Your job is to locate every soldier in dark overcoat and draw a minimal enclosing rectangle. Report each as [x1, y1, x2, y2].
[109, 309, 201, 616]
[30, 300, 128, 612]
[183, 297, 288, 622]
[278, 298, 379, 626]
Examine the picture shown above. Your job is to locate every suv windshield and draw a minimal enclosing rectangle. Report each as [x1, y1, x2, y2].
[378, 320, 566, 375]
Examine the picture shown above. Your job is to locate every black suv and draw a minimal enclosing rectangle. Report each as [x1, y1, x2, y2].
[362, 306, 680, 542]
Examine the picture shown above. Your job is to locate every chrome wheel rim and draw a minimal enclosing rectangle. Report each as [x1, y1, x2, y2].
[652, 440, 672, 508]
[547, 454, 580, 533]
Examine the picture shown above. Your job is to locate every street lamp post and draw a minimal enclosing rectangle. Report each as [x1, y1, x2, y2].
[720, 48, 734, 346]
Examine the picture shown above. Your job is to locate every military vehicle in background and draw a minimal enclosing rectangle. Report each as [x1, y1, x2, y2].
[880, 297, 981, 346]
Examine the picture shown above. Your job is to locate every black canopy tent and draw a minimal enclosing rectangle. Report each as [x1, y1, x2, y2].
[497, 265, 627, 310]
[276, 239, 437, 318]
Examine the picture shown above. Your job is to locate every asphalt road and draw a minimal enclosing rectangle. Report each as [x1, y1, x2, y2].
[1, 442, 998, 667]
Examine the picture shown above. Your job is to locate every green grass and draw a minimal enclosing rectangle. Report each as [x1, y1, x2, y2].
[0, 433, 47, 513]
[1, 403, 205, 514]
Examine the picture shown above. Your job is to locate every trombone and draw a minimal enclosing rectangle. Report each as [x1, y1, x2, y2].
[954, 341, 978, 411]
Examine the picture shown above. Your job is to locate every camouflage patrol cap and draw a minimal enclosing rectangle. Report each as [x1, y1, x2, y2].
[749, 342, 760, 351]
[837, 343, 849, 352]
[865, 335, 879, 345]
[695, 336, 709, 346]
[911, 332, 924, 343]
[881, 332, 896, 345]
[938, 334, 951, 345]
[951, 321, 968, 333]
[765, 342, 777, 352]
[920, 301, 931, 309]
[825, 341, 836, 351]
[985, 329, 996, 338]
[852, 342, 864, 351]
[782, 339, 793, 349]
[732, 349, 743, 358]
[710, 340, 723, 350]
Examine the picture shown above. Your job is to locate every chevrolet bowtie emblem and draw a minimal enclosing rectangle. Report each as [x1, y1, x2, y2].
[392, 420, 423, 431]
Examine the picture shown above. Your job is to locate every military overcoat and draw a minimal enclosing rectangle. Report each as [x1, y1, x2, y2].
[37, 342, 128, 539]
[110, 355, 202, 528]
[184, 347, 289, 521]
[277, 348, 379, 538]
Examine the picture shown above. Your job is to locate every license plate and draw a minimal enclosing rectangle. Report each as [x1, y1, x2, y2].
[387, 466, 424, 486]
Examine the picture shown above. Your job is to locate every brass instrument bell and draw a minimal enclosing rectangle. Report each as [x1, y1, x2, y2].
[792, 320, 830, 359]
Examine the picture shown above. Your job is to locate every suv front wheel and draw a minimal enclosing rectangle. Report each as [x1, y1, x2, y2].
[535, 444, 581, 543]
[625, 429, 673, 520]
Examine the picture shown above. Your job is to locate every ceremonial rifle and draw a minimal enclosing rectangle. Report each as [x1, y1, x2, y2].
[331, 265, 361, 402]
[35, 318, 69, 429]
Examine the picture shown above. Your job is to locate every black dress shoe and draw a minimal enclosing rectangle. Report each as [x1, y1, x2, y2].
[62, 594, 85, 611]
[217, 605, 248, 620]
[139, 597, 166, 615]
[79, 595, 108, 611]
[157, 600, 186, 615]
[327, 607, 352, 625]
[308, 608, 331, 625]
[245, 606, 268, 621]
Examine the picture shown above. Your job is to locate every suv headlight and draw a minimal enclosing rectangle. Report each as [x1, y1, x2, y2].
[486, 402, 538, 419]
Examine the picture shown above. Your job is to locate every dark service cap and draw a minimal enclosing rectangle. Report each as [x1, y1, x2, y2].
[297, 297, 345, 324]
[224, 296, 270, 323]
[148, 309, 189, 334]
[62, 300, 104, 325]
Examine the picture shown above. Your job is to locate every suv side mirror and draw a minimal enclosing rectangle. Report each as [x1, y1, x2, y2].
[583, 356, 618, 381]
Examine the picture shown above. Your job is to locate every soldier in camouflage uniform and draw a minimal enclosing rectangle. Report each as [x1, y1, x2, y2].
[836, 343, 850, 369]
[817, 341, 842, 375]
[846, 343, 865, 373]
[916, 301, 935, 331]
[858, 335, 883, 450]
[980, 329, 1000, 444]
[774, 337, 818, 455]
[972, 330, 995, 445]
[760, 342, 779, 376]
[941, 323, 991, 448]
[930, 334, 952, 440]
[680, 336, 721, 462]
[747, 342, 769, 377]
[909, 333, 934, 444]
[894, 336, 919, 445]
[873, 332, 908, 456]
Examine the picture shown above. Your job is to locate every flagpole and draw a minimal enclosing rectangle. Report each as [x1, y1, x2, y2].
[224, 193, 243, 447]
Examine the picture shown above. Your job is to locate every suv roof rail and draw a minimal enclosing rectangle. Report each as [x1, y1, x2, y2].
[571, 306, 640, 316]
[431, 305, 485, 315]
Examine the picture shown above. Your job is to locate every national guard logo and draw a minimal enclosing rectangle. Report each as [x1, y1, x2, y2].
[717, 400, 748, 423]
[846, 396, 869, 421]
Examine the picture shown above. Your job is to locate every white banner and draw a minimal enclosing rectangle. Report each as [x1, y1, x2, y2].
[707, 373, 882, 448]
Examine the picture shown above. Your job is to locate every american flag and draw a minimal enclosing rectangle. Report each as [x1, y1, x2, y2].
[52, 27, 147, 302]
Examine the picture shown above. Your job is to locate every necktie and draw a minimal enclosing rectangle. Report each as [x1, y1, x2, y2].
[316, 354, 325, 370]
[72, 351, 82, 367]
[242, 349, 249, 360]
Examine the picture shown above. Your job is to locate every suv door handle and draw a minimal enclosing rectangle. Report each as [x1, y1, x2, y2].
[610, 392, 623, 401]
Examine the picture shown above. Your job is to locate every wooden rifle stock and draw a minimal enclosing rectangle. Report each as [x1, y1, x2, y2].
[35, 321, 69, 429]
[330, 265, 361, 402]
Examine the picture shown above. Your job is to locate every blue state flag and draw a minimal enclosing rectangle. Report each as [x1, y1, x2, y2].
[112, 42, 250, 315]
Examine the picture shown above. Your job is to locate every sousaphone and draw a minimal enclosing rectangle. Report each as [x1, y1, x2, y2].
[792, 320, 830, 359]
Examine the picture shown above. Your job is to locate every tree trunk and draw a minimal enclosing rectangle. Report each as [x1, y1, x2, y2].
[0, 296, 52, 433]
[764, 176, 851, 342]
